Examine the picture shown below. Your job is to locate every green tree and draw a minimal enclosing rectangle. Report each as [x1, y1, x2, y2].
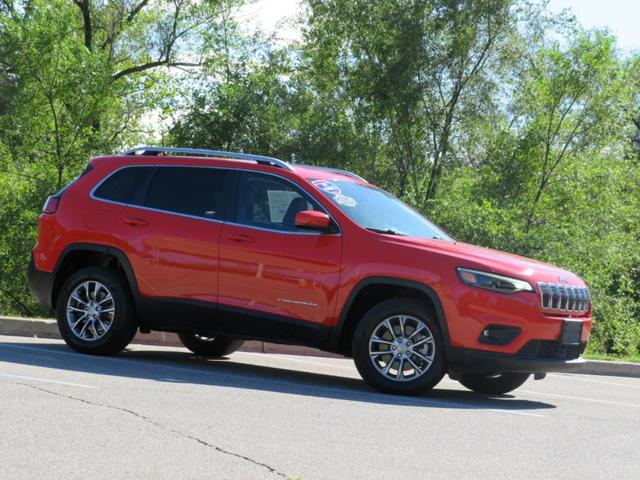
[432, 30, 640, 355]
[0, 0, 241, 315]
[1, 0, 638, 356]
[302, 0, 522, 204]
[171, 1, 640, 355]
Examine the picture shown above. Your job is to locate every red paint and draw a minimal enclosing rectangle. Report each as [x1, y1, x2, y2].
[294, 210, 332, 230]
[32, 154, 592, 354]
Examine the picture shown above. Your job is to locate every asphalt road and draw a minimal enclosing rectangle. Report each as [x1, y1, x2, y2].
[1, 335, 639, 480]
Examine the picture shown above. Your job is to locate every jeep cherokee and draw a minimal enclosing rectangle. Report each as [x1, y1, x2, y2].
[28, 146, 592, 395]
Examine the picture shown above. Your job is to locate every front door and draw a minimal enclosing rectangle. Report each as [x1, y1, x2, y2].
[218, 171, 342, 334]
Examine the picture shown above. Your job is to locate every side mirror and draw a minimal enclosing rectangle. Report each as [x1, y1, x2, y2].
[294, 210, 332, 231]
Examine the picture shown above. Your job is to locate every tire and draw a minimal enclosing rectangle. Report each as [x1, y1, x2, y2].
[178, 332, 244, 357]
[352, 298, 446, 395]
[56, 266, 138, 355]
[459, 372, 530, 395]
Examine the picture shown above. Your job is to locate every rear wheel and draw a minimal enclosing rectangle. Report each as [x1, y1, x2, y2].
[56, 266, 137, 355]
[352, 299, 446, 395]
[459, 372, 530, 395]
[178, 333, 244, 357]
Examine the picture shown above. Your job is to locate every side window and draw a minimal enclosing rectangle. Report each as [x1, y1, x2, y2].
[93, 166, 154, 205]
[236, 172, 320, 231]
[145, 167, 228, 220]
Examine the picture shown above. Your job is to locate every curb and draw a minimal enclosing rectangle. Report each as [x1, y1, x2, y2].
[1, 316, 638, 377]
[0, 316, 341, 359]
[573, 359, 640, 379]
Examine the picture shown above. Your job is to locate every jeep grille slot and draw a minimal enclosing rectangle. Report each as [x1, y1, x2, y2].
[538, 283, 590, 313]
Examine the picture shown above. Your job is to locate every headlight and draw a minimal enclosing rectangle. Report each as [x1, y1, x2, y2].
[456, 267, 533, 294]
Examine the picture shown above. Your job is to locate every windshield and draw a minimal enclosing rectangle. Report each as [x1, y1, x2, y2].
[310, 179, 452, 240]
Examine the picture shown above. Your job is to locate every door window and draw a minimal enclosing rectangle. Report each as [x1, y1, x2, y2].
[235, 172, 321, 231]
[145, 167, 228, 220]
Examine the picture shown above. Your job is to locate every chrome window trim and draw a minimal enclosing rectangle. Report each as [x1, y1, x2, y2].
[223, 220, 337, 236]
[89, 164, 342, 236]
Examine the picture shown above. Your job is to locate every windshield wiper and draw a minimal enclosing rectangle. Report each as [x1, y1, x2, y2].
[366, 227, 404, 236]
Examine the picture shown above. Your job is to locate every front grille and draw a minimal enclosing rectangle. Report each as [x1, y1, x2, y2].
[538, 282, 590, 312]
[519, 340, 584, 360]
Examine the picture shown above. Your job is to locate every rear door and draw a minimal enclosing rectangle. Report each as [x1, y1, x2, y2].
[218, 171, 342, 331]
[109, 166, 230, 308]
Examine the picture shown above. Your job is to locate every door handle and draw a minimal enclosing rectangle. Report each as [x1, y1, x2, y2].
[122, 217, 149, 227]
[226, 233, 255, 243]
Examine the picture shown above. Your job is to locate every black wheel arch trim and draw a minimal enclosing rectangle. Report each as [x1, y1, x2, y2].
[44, 250, 451, 356]
[331, 276, 451, 356]
[50, 242, 141, 308]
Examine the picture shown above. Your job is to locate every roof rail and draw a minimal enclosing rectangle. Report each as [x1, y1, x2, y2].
[300, 165, 367, 182]
[122, 146, 294, 171]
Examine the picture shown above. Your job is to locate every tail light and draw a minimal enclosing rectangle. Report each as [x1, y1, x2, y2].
[42, 195, 60, 214]
[40, 164, 91, 215]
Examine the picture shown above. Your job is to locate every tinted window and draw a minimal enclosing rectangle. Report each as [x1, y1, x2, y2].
[236, 172, 320, 231]
[94, 166, 153, 204]
[145, 167, 228, 220]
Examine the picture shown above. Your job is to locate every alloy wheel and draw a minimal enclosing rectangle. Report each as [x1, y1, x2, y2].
[66, 280, 115, 341]
[368, 314, 436, 382]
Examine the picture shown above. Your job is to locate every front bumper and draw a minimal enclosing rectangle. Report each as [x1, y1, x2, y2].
[447, 346, 586, 377]
[28, 254, 54, 308]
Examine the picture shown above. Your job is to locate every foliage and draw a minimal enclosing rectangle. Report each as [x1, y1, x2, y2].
[1, 0, 639, 356]
[0, 0, 241, 315]
[430, 30, 640, 356]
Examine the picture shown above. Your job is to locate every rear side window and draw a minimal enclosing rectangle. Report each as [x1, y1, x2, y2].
[93, 166, 154, 205]
[145, 167, 228, 220]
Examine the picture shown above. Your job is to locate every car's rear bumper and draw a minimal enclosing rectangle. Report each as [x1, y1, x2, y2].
[28, 254, 54, 308]
[447, 346, 586, 377]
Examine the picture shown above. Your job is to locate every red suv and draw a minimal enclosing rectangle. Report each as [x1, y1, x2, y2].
[28, 146, 592, 395]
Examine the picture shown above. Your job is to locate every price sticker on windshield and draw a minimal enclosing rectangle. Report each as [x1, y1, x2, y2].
[312, 179, 341, 196]
[312, 179, 357, 207]
[334, 193, 357, 207]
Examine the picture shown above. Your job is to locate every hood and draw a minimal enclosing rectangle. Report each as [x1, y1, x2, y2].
[388, 236, 585, 287]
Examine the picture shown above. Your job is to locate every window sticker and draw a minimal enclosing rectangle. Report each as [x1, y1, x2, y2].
[312, 179, 341, 196]
[333, 193, 357, 207]
[267, 190, 302, 223]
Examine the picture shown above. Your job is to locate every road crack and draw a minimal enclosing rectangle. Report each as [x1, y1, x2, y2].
[12, 382, 287, 478]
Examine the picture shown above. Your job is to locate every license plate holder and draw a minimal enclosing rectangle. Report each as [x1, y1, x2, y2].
[561, 320, 583, 345]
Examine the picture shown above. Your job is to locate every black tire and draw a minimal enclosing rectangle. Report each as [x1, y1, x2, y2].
[459, 372, 530, 395]
[352, 298, 446, 395]
[56, 266, 138, 355]
[178, 332, 244, 357]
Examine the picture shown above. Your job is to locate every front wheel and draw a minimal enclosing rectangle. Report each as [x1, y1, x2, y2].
[459, 372, 530, 395]
[352, 299, 446, 395]
[178, 332, 244, 358]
